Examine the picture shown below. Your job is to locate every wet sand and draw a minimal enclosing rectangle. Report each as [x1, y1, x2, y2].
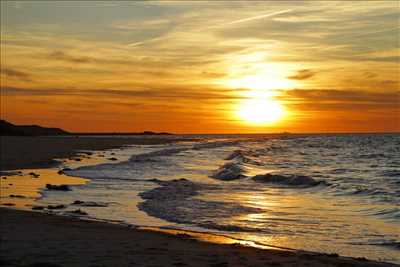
[0, 168, 88, 208]
[1, 208, 397, 267]
[0, 136, 185, 171]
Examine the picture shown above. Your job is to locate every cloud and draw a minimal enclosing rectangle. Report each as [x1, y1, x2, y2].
[363, 71, 377, 79]
[112, 18, 171, 30]
[47, 50, 137, 66]
[1, 86, 69, 95]
[13, 1, 22, 9]
[287, 69, 316, 80]
[1, 86, 243, 101]
[49, 51, 92, 63]
[0, 68, 31, 81]
[216, 9, 292, 27]
[273, 89, 400, 116]
[356, 56, 400, 63]
[280, 89, 400, 105]
[127, 8, 292, 47]
[202, 71, 226, 78]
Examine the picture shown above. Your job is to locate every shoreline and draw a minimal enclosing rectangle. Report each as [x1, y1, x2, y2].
[0, 135, 191, 171]
[1, 207, 398, 267]
[1, 136, 399, 266]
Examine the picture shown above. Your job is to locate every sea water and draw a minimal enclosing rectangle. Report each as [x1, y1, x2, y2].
[36, 134, 400, 263]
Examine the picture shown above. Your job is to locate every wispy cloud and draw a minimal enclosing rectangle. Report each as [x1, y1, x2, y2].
[0, 68, 31, 81]
[128, 8, 292, 47]
[217, 9, 292, 27]
[49, 51, 92, 63]
[13, 1, 22, 9]
[112, 18, 171, 30]
[288, 69, 316, 80]
[1, 86, 243, 101]
[281, 89, 400, 106]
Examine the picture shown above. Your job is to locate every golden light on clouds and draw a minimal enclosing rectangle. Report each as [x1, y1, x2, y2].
[227, 74, 295, 91]
[0, 1, 399, 133]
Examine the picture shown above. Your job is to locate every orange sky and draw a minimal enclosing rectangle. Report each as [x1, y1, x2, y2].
[1, 1, 399, 133]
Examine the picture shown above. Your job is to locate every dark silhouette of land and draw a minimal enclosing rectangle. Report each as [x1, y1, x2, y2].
[0, 120, 68, 136]
[0, 120, 180, 170]
[0, 136, 184, 171]
[0, 120, 172, 136]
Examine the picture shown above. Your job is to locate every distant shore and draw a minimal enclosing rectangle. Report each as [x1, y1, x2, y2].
[0, 119, 174, 136]
[0, 135, 398, 267]
[0, 135, 187, 171]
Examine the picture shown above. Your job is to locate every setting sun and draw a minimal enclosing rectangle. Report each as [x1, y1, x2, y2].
[237, 98, 284, 125]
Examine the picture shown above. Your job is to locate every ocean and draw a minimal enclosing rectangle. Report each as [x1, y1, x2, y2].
[36, 134, 400, 263]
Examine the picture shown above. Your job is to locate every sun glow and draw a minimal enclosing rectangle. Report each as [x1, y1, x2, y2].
[228, 75, 293, 91]
[227, 73, 288, 125]
[237, 98, 284, 125]
[222, 70, 292, 126]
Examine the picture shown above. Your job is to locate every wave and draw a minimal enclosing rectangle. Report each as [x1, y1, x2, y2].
[252, 173, 327, 187]
[138, 179, 262, 232]
[192, 140, 240, 150]
[211, 162, 246, 181]
[330, 168, 351, 174]
[224, 150, 261, 165]
[66, 140, 243, 181]
[369, 241, 400, 250]
[129, 140, 242, 163]
[194, 223, 262, 233]
[351, 240, 400, 250]
[381, 170, 400, 177]
[225, 150, 249, 161]
[129, 147, 188, 162]
[358, 153, 387, 159]
[351, 187, 387, 196]
[372, 208, 400, 220]
[211, 149, 265, 181]
[139, 178, 200, 200]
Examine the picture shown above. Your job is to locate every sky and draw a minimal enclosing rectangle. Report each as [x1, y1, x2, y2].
[1, 1, 399, 133]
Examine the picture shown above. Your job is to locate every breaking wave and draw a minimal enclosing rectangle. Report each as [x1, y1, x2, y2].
[252, 173, 327, 187]
[138, 179, 262, 232]
[211, 162, 246, 180]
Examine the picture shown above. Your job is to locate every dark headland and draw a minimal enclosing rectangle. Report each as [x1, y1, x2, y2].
[0, 120, 172, 136]
[0, 120, 177, 171]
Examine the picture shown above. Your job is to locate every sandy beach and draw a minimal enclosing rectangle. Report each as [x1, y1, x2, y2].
[1, 208, 397, 267]
[0, 136, 398, 267]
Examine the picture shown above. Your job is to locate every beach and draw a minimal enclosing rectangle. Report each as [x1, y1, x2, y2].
[0, 135, 399, 267]
[1, 208, 397, 267]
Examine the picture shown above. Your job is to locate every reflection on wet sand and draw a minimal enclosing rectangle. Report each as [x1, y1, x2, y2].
[0, 168, 88, 209]
[139, 227, 292, 251]
[0, 151, 110, 209]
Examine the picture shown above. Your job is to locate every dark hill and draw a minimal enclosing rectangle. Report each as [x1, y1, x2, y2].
[0, 120, 69, 136]
[0, 120, 173, 136]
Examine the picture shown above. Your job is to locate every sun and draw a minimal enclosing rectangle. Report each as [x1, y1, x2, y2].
[237, 98, 284, 125]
